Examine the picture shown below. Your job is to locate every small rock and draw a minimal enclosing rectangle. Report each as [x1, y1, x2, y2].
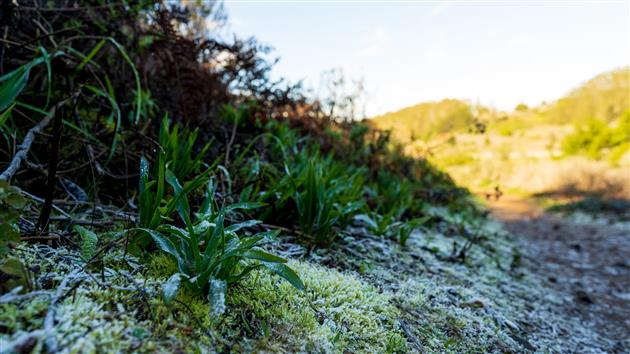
[613, 292, 630, 301]
[509, 332, 536, 351]
[575, 290, 595, 304]
[460, 298, 485, 309]
[446, 287, 459, 296]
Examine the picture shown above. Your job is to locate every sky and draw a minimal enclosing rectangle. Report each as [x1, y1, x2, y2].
[221, 0, 630, 117]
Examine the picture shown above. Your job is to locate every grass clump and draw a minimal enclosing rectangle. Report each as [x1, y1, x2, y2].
[137, 156, 304, 316]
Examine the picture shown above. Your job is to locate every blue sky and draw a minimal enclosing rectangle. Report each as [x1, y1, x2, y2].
[221, 1, 629, 116]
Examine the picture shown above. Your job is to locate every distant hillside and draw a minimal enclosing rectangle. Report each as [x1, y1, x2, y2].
[543, 67, 629, 124]
[370, 99, 475, 142]
[370, 67, 629, 141]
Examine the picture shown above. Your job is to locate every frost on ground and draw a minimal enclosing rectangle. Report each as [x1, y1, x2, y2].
[1, 205, 622, 353]
[493, 197, 630, 354]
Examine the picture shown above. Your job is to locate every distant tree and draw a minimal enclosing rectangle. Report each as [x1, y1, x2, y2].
[318, 68, 367, 122]
[515, 103, 529, 112]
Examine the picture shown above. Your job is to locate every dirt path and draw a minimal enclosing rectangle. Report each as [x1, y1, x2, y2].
[489, 197, 630, 353]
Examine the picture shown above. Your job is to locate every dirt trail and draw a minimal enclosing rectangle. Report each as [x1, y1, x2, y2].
[489, 196, 630, 353]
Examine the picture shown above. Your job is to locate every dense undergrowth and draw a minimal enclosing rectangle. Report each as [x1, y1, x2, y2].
[0, 1, 593, 353]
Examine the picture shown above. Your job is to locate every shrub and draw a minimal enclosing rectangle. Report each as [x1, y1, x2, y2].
[562, 111, 630, 160]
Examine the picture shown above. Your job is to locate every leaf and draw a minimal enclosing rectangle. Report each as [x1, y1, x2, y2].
[262, 262, 305, 291]
[204, 211, 225, 259]
[0, 103, 14, 127]
[165, 169, 192, 228]
[411, 215, 432, 227]
[208, 278, 227, 317]
[162, 273, 181, 305]
[241, 249, 287, 263]
[85, 85, 121, 164]
[38, 46, 52, 108]
[132, 228, 180, 259]
[0, 257, 24, 276]
[0, 66, 30, 113]
[354, 214, 379, 230]
[138, 156, 152, 226]
[75, 39, 106, 74]
[74, 225, 98, 260]
[225, 202, 266, 211]
[225, 219, 261, 233]
[107, 38, 142, 124]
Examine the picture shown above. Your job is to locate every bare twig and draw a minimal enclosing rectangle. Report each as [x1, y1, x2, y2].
[21, 235, 61, 241]
[48, 216, 115, 226]
[37, 95, 72, 232]
[0, 287, 52, 304]
[224, 119, 238, 166]
[15, 186, 72, 218]
[18, 4, 124, 12]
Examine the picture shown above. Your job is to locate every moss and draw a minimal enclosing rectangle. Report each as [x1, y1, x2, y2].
[221, 260, 407, 353]
[145, 253, 179, 278]
[0, 297, 49, 334]
[2, 244, 410, 353]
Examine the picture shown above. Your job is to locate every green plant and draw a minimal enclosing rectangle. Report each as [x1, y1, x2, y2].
[357, 211, 399, 237]
[289, 151, 365, 246]
[0, 181, 27, 257]
[0, 181, 29, 293]
[137, 154, 210, 235]
[158, 116, 211, 182]
[137, 174, 304, 316]
[294, 160, 337, 245]
[138, 118, 215, 230]
[397, 216, 431, 247]
[357, 209, 430, 247]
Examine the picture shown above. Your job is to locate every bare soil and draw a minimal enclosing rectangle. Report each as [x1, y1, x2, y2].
[490, 196, 630, 353]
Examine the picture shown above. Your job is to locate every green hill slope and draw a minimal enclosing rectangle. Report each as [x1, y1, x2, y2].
[371, 99, 476, 142]
[543, 67, 629, 124]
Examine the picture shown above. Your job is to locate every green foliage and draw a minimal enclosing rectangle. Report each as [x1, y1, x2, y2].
[294, 160, 337, 245]
[561, 111, 630, 161]
[138, 154, 210, 230]
[0, 182, 29, 293]
[0, 49, 63, 113]
[137, 169, 303, 316]
[289, 151, 365, 246]
[358, 212, 430, 247]
[368, 170, 413, 215]
[158, 116, 211, 182]
[74, 225, 99, 260]
[359, 211, 398, 237]
[138, 118, 214, 230]
[397, 216, 431, 247]
[514, 103, 529, 112]
[0, 181, 27, 257]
